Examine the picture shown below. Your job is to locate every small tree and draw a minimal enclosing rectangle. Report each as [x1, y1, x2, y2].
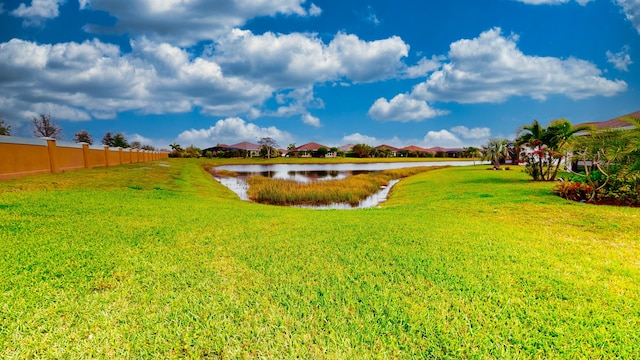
[102, 132, 115, 147]
[258, 137, 278, 159]
[561, 117, 640, 204]
[483, 138, 509, 169]
[352, 143, 373, 158]
[465, 146, 480, 165]
[32, 114, 62, 139]
[130, 141, 142, 149]
[517, 119, 590, 181]
[112, 133, 129, 148]
[73, 130, 93, 144]
[0, 118, 11, 136]
[316, 147, 328, 158]
[141, 145, 155, 151]
[184, 145, 202, 158]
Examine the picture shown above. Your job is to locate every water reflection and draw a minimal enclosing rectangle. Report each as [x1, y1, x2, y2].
[213, 161, 480, 209]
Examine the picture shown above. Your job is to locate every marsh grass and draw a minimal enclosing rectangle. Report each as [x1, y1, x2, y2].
[247, 166, 444, 206]
[1, 159, 639, 358]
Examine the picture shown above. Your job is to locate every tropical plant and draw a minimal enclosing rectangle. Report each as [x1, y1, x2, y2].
[517, 119, 590, 181]
[561, 117, 640, 204]
[465, 146, 480, 165]
[482, 138, 509, 169]
[73, 130, 93, 144]
[352, 143, 373, 158]
[32, 113, 62, 139]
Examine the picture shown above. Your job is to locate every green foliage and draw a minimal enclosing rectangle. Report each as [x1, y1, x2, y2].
[517, 119, 589, 181]
[564, 118, 640, 204]
[482, 138, 509, 169]
[184, 145, 202, 158]
[352, 143, 373, 158]
[259, 146, 280, 158]
[1, 160, 639, 357]
[0, 118, 11, 136]
[258, 137, 278, 159]
[112, 133, 129, 148]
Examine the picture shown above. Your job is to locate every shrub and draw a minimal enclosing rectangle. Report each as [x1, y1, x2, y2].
[553, 181, 594, 202]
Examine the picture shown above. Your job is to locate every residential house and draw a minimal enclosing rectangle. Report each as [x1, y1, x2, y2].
[375, 144, 401, 157]
[228, 142, 261, 157]
[569, 110, 639, 170]
[400, 145, 430, 157]
[294, 142, 332, 157]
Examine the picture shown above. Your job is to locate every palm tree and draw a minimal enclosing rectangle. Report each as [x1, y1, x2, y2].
[466, 146, 480, 165]
[517, 119, 591, 180]
[483, 138, 509, 169]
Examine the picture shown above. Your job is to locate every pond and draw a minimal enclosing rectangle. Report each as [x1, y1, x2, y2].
[212, 161, 481, 209]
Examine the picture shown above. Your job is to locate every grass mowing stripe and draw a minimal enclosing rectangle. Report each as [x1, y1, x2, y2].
[0, 159, 638, 358]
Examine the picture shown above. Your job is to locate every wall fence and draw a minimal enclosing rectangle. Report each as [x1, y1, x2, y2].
[0, 135, 169, 180]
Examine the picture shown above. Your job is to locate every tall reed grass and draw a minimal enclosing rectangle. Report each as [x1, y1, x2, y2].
[247, 166, 445, 206]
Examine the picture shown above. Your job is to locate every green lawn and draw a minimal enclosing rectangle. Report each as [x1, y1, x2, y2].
[1, 159, 638, 358]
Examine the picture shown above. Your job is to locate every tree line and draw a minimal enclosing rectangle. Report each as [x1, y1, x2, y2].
[0, 114, 156, 150]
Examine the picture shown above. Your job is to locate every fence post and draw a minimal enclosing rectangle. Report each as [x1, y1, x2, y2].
[118, 147, 123, 165]
[104, 146, 110, 167]
[44, 138, 59, 174]
[81, 143, 90, 169]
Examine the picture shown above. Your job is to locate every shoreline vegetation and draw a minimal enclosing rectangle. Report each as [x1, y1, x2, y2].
[1, 158, 639, 358]
[245, 166, 446, 206]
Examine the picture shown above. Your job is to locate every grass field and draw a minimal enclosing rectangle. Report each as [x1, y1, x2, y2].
[1, 159, 638, 358]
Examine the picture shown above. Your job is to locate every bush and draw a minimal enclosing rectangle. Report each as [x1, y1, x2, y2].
[553, 181, 594, 202]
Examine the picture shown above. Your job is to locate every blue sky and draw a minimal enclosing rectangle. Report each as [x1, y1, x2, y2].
[1, 0, 638, 150]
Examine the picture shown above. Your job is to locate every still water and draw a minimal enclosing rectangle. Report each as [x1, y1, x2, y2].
[213, 161, 480, 209]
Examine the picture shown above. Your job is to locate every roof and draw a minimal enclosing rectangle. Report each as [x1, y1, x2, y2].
[402, 145, 428, 152]
[375, 144, 401, 152]
[576, 110, 639, 130]
[228, 141, 261, 151]
[338, 144, 354, 152]
[295, 142, 329, 151]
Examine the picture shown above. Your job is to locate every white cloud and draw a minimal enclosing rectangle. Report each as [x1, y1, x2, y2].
[342, 133, 377, 145]
[308, 3, 322, 16]
[328, 33, 409, 83]
[368, 93, 448, 122]
[412, 28, 627, 103]
[614, 0, 640, 35]
[11, 0, 65, 25]
[0, 38, 275, 124]
[301, 114, 321, 127]
[403, 56, 443, 79]
[450, 126, 491, 139]
[214, 30, 409, 87]
[81, 0, 317, 46]
[422, 130, 463, 148]
[176, 117, 292, 148]
[607, 46, 633, 71]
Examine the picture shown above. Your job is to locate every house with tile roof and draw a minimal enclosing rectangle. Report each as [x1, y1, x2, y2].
[293, 142, 333, 157]
[227, 142, 261, 157]
[375, 144, 401, 157]
[575, 110, 639, 134]
[569, 110, 639, 170]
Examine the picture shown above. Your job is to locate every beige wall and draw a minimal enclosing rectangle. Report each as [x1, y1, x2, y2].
[0, 135, 169, 180]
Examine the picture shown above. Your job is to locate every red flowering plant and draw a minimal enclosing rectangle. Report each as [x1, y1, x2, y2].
[519, 144, 564, 181]
[516, 119, 587, 181]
